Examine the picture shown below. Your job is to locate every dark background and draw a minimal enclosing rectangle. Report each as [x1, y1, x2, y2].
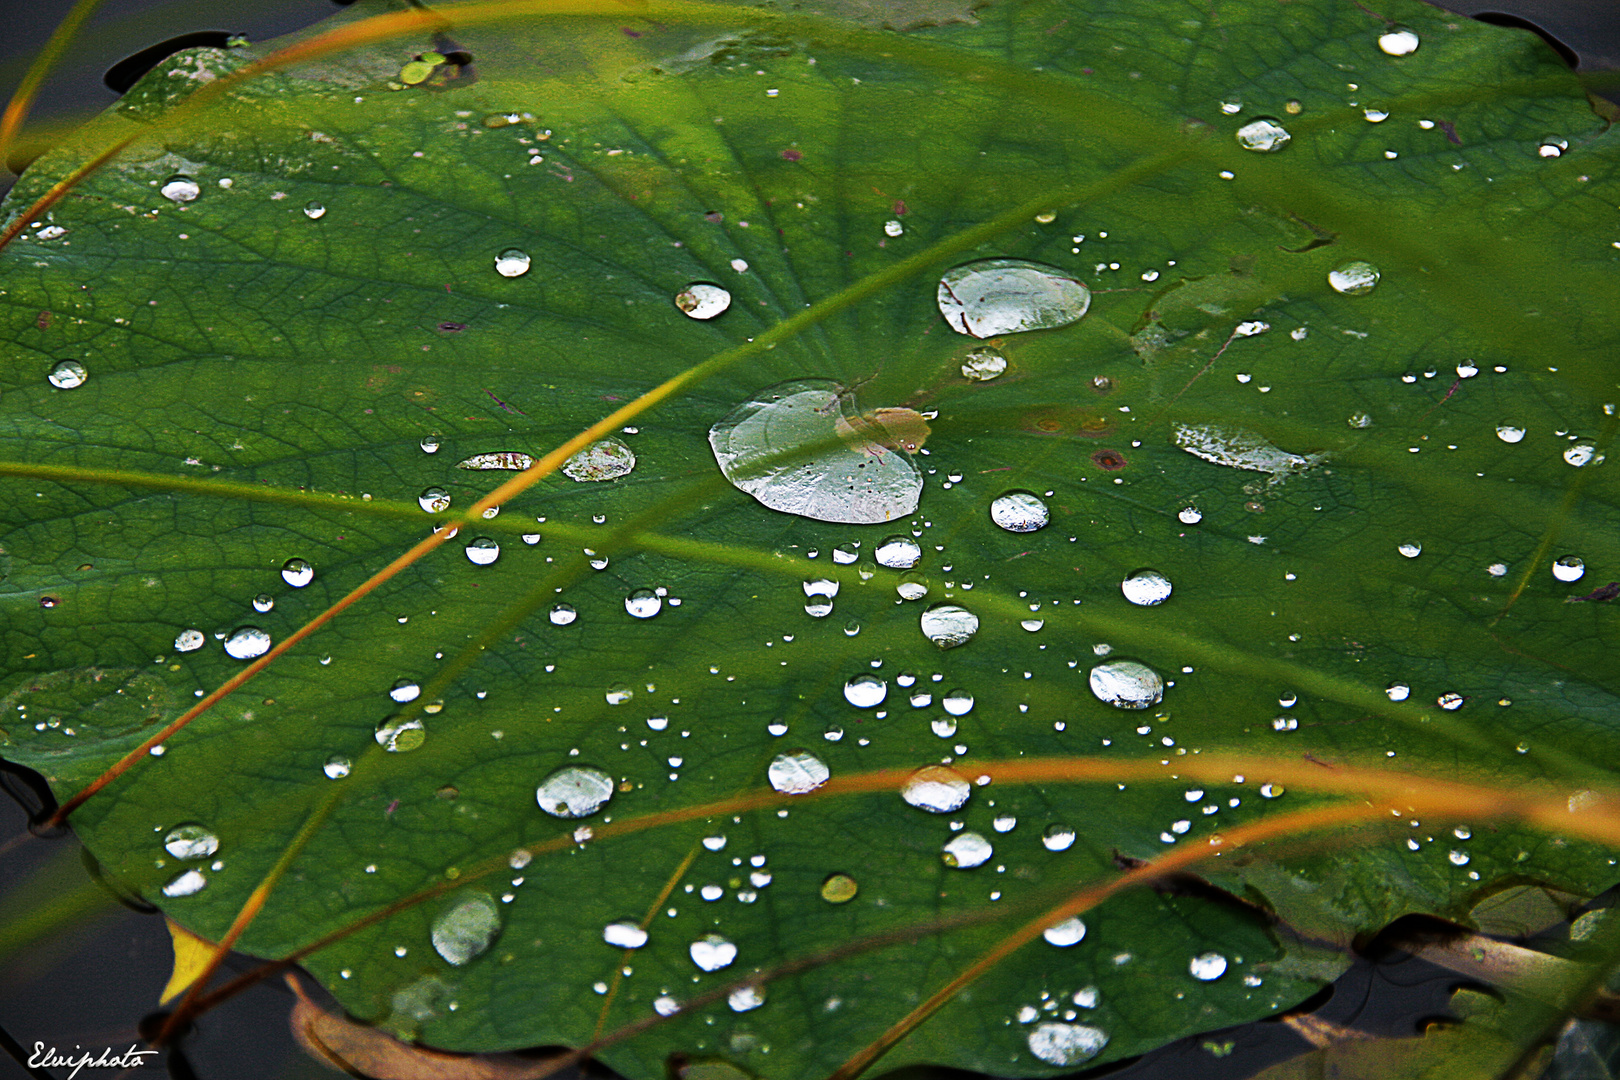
[0, 1, 1616, 1078]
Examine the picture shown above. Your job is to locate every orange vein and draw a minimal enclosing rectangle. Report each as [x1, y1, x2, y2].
[594, 844, 702, 1041]
[0, 0, 106, 165]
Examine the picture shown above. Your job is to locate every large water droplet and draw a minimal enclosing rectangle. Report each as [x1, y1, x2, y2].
[47, 360, 87, 389]
[223, 627, 271, 660]
[164, 824, 219, 860]
[1553, 556, 1586, 583]
[876, 535, 922, 569]
[961, 347, 1008, 381]
[1120, 569, 1172, 606]
[843, 674, 887, 708]
[1028, 1023, 1108, 1066]
[1328, 261, 1381, 296]
[162, 869, 208, 897]
[1042, 916, 1087, 947]
[674, 282, 731, 319]
[1042, 823, 1076, 851]
[690, 934, 738, 971]
[625, 589, 663, 618]
[937, 259, 1090, 338]
[161, 175, 201, 203]
[820, 873, 859, 903]
[431, 893, 501, 966]
[494, 248, 531, 277]
[1565, 442, 1602, 467]
[536, 766, 614, 817]
[768, 750, 830, 794]
[901, 765, 971, 813]
[464, 537, 500, 565]
[709, 380, 924, 524]
[563, 438, 636, 482]
[942, 831, 993, 868]
[990, 490, 1049, 532]
[942, 690, 974, 716]
[1189, 952, 1228, 980]
[375, 715, 426, 752]
[418, 487, 451, 513]
[1174, 424, 1326, 476]
[1235, 118, 1290, 152]
[603, 920, 649, 948]
[281, 558, 314, 587]
[1378, 27, 1421, 55]
[1089, 661, 1164, 709]
[919, 603, 980, 649]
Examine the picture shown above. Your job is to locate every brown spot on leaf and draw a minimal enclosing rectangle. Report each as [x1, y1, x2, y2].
[1091, 449, 1127, 471]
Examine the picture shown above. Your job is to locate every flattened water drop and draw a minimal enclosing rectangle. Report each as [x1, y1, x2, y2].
[174, 629, 205, 653]
[603, 920, 649, 948]
[1178, 506, 1203, 525]
[161, 175, 200, 203]
[457, 451, 534, 471]
[223, 627, 271, 660]
[990, 491, 1049, 532]
[919, 603, 980, 649]
[820, 873, 859, 903]
[1496, 424, 1526, 444]
[162, 869, 208, 897]
[1235, 118, 1290, 152]
[708, 380, 923, 524]
[1028, 1023, 1108, 1066]
[1042, 916, 1087, 947]
[876, 536, 922, 569]
[961, 347, 1008, 381]
[432, 893, 501, 966]
[728, 985, 766, 1012]
[281, 558, 314, 587]
[563, 438, 636, 482]
[47, 360, 87, 389]
[768, 750, 830, 794]
[536, 765, 614, 817]
[1089, 661, 1164, 709]
[674, 282, 731, 319]
[942, 831, 993, 868]
[843, 675, 887, 708]
[937, 259, 1090, 338]
[625, 589, 663, 618]
[164, 824, 219, 860]
[494, 248, 531, 277]
[1120, 569, 1172, 606]
[901, 765, 971, 813]
[1189, 952, 1228, 980]
[1328, 261, 1380, 296]
[1174, 424, 1325, 476]
[1378, 27, 1420, 55]
[375, 715, 426, 752]
[689, 934, 737, 971]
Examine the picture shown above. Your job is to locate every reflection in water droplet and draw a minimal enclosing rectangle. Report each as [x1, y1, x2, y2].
[820, 873, 859, 903]
[931, 717, 957, 738]
[1120, 569, 1172, 606]
[603, 920, 649, 948]
[674, 282, 731, 319]
[1089, 661, 1164, 709]
[993, 814, 1017, 833]
[832, 543, 860, 565]
[804, 578, 841, 598]
[896, 573, 929, 601]
[563, 438, 636, 482]
[937, 259, 1091, 338]
[1398, 542, 1422, 559]
[1553, 556, 1586, 583]
[1042, 916, 1087, 947]
[1363, 108, 1390, 123]
[728, 985, 766, 1012]
[1189, 952, 1228, 980]
[901, 765, 971, 813]
[876, 536, 922, 569]
[1235, 118, 1290, 152]
[420, 435, 441, 454]
[550, 604, 577, 626]
[432, 893, 501, 966]
[303, 201, 326, 220]
[224, 627, 271, 660]
[47, 360, 87, 389]
[1565, 442, 1601, 468]
[494, 248, 531, 277]
[1378, 27, 1421, 55]
[689, 933, 737, 971]
[465, 537, 500, 565]
[605, 685, 633, 705]
[709, 380, 923, 524]
[418, 487, 451, 513]
[161, 175, 201, 203]
[942, 831, 993, 868]
[323, 755, 351, 779]
[251, 593, 275, 614]
[281, 558, 314, 587]
[1328, 261, 1381, 296]
[1042, 823, 1076, 851]
[375, 715, 426, 752]
[1028, 1023, 1108, 1066]
[536, 766, 615, 817]
[174, 629, 205, 653]
[1496, 424, 1526, 444]
[1178, 506, 1203, 525]
[164, 824, 220, 860]
[768, 750, 830, 794]
[162, 869, 208, 897]
[961, 347, 1008, 381]
[843, 675, 887, 708]
[457, 451, 534, 471]
[805, 597, 834, 617]
[990, 491, 1049, 532]
[389, 679, 422, 703]
[625, 589, 663, 618]
[1386, 682, 1411, 702]
[920, 603, 980, 649]
[942, 690, 974, 716]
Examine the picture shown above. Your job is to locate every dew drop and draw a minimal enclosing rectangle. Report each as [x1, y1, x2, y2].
[431, 893, 501, 966]
[1235, 118, 1290, 152]
[550, 604, 577, 626]
[281, 558, 314, 587]
[1042, 916, 1087, 947]
[494, 248, 531, 277]
[1027, 1023, 1108, 1066]
[674, 282, 731, 319]
[303, 201, 326, 219]
[1120, 569, 1172, 606]
[942, 831, 993, 868]
[689, 934, 737, 971]
[919, 603, 980, 649]
[223, 627, 271, 660]
[536, 766, 615, 817]
[1189, 952, 1228, 980]
[375, 715, 426, 752]
[160, 175, 201, 203]
[174, 629, 205, 653]
[47, 360, 87, 389]
[162, 869, 208, 897]
[767, 750, 830, 794]
[1496, 424, 1526, 443]
[937, 258, 1090, 338]
[990, 490, 1049, 532]
[1565, 442, 1601, 468]
[563, 438, 636, 482]
[942, 690, 975, 716]
[625, 589, 663, 618]
[1178, 506, 1203, 525]
[1386, 682, 1411, 702]
[1042, 824, 1076, 851]
[1378, 27, 1420, 55]
[1398, 542, 1422, 559]
[961, 347, 1009, 381]
[323, 755, 351, 779]
[1328, 261, 1380, 296]
[1553, 556, 1586, 583]
[728, 985, 766, 1012]
[931, 717, 957, 738]
[1538, 136, 1568, 159]
[901, 765, 971, 813]
[1088, 661, 1164, 709]
[418, 487, 451, 513]
[843, 674, 888, 708]
[876, 535, 923, 569]
[603, 920, 649, 948]
[464, 537, 500, 565]
[164, 824, 219, 860]
[389, 679, 422, 704]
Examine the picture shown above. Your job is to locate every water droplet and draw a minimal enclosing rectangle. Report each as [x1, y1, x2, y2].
[174, 629, 205, 653]
[1363, 108, 1390, 122]
[876, 536, 922, 569]
[936, 258, 1090, 338]
[843, 674, 888, 708]
[388, 679, 422, 704]
[1328, 261, 1381, 296]
[1378, 27, 1421, 55]
[1235, 118, 1290, 152]
[1386, 682, 1411, 702]
[1174, 424, 1325, 476]
[653, 995, 680, 1016]
[992, 814, 1017, 833]
[1028, 1022, 1108, 1066]
[832, 543, 860, 565]
[561, 438, 636, 482]
[1538, 136, 1569, 159]
[942, 831, 993, 868]
[901, 765, 971, 813]
[805, 597, 834, 617]
[1260, 783, 1284, 798]
[1454, 826, 1472, 840]
[728, 984, 766, 1012]
[884, 218, 905, 237]
[1496, 424, 1526, 443]
[164, 824, 219, 860]
[1553, 556, 1586, 583]
[303, 201, 326, 219]
[990, 491, 1049, 533]
[419, 434, 441, 454]
[456, 451, 534, 471]
[689, 934, 737, 971]
[1348, 411, 1374, 429]
[162, 869, 208, 897]
[281, 558, 314, 587]
[919, 603, 980, 649]
[768, 750, 830, 794]
[1398, 542, 1422, 559]
[549, 604, 577, 626]
[47, 360, 87, 389]
[1042, 916, 1087, 947]
[625, 589, 663, 618]
[942, 690, 974, 716]
[1089, 661, 1164, 709]
[896, 573, 929, 601]
[375, 715, 426, 752]
[323, 755, 351, 779]
[418, 487, 451, 513]
[961, 347, 1008, 381]
[536, 766, 614, 817]
[1178, 506, 1204, 525]
[1189, 952, 1228, 980]
[603, 920, 649, 948]
[246, 593, 273, 614]
[464, 537, 500, 565]
[494, 248, 531, 277]
[161, 175, 201, 203]
[1120, 569, 1172, 606]
[674, 282, 731, 319]
[709, 380, 924, 524]
[431, 893, 501, 966]
[1565, 442, 1602, 467]
[223, 627, 271, 660]
[931, 717, 957, 738]
[1449, 849, 1471, 866]
[1043, 824, 1076, 851]
[605, 684, 634, 706]
[821, 873, 859, 903]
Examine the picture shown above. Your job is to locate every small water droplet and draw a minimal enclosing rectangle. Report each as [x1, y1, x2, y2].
[689, 934, 738, 971]
[536, 766, 615, 817]
[605, 685, 633, 705]
[223, 627, 271, 660]
[674, 282, 731, 319]
[832, 543, 860, 565]
[431, 893, 501, 965]
[161, 175, 201, 203]
[1553, 556, 1586, 583]
[767, 750, 830, 794]
[1235, 118, 1290, 152]
[942, 831, 993, 868]
[603, 920, 649, 948]
[1043, 824, 1078, 852]
[389, 679, 422, 704]
[281, 558, 314, 587]
[162, 869, 208, 897]
[992, 814, 1017, 833]
[1454, 826, 1472, 840]
[820, 873, 859, 903]
[1496, 424, 1526, 443]
[728, 984, 766, 1012]
[248, 593, 274, 614]
[1387, 682, 1411, 702]
[418, 486, 451, 513]
[1089, 661, 1164, 709]
[464, 537, 500, 565]
[1189, 952, 1228, 980]
[876, 535, 923, 569]
[1120, 569, 1172, 606]
[884, 219, 905, 237]
[1449, 849, 1471, 866]
[419, 434, 441, 454]
[990, 491, 1049, 532]
[1378, 27, 1421, 55]
[562, 438, 636, 482]
[1328, 261, 1380, 296]
[323, 755, 351, 779]
[937, 258, 1090, 338]
[960, 347, 1008, 381]
[549, 604, 577, 626]
[164, 824, 219, 860]
[843, 674, 888, 708]
[1363, 108, 1390, 122]
[931, 717, 957, 738]
[1042, 916, 1087, 947]
[1538, 136, 1568, 158]
[174, 629, 205, 653]
[1348, 411, 1374, 429]
[919, 603, 980, 649]
[901, 765, 971, 813]
[494, 248, 531, 277]
[1178, 506, 1203, 525]
[47, 360, 87, 389]
[1398, 542, 1422, 559]
[303, 201, 326, 219]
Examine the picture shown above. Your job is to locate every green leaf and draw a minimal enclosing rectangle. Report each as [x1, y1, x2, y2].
[2, 0, 1618, 1076]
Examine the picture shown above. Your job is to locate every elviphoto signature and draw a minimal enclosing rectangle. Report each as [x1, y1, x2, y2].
[27, 1043, 157, 1079]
